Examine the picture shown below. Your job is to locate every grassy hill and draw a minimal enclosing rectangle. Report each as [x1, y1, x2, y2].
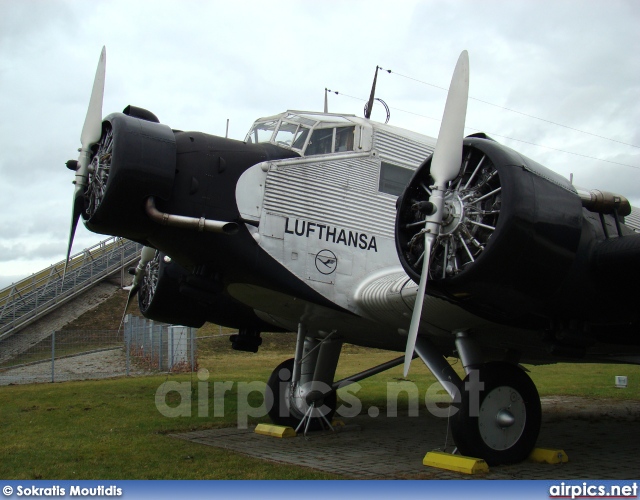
[61, 287, 136, 331]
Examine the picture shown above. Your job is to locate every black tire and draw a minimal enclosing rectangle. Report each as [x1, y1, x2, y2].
[450, 361, 541, 465]
[266, 358, 337, 431]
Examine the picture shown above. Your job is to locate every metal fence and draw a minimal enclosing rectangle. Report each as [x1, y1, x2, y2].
[0, 315, 197, 386]
[124, 315, 197, 373]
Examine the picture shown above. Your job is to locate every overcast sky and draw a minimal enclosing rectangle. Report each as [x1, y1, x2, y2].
[1, 0, 638, 288]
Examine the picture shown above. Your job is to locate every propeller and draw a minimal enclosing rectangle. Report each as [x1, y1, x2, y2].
[118, 246, 157, 331]
[403, 50, 470, 377]
[63, 47, 107, 280]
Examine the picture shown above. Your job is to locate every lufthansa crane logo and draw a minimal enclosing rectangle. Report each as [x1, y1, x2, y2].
[315, 249, 337, 275]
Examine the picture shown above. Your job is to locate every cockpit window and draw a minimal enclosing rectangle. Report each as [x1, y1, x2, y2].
[245, 116, 358, 156]
[305, 128, 334, 156]
[305, 126, 355, 156]
[247, 120, 277, 144]
[292, 127, 310, 150]
[335, 126, 355, 152]
[274, 122, 298, 147]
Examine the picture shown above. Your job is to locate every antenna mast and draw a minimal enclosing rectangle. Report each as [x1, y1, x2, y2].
[364, 66, 379, 119]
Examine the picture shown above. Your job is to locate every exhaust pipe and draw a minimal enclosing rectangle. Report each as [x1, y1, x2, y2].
[145, 197, 239, 234]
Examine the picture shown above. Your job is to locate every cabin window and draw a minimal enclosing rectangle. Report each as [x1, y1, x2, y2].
[379, 162, 413, 196]
[335, 126, 355, 152]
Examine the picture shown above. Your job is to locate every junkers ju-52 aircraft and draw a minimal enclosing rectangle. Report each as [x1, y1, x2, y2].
[64, 48, 640, 465]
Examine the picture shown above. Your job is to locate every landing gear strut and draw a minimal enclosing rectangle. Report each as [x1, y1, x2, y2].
[266, 358, 337, 432]
[266, 324, 342, 432]
[264, 326, 541, 464]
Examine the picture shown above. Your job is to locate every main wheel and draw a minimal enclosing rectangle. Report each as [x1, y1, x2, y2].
[266, 358, 337, 431]
[450, 361, 541, 465]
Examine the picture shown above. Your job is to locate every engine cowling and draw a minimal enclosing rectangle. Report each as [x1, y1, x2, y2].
[395, 136, 584, 327]
[137, 250, 207, 327]
[81, 106, 300, 251]
[138, 250, 283, 331]
[83, 111, 177, 241]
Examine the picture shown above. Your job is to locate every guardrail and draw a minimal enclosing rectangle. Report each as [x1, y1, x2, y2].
[0, 237, 142, 340]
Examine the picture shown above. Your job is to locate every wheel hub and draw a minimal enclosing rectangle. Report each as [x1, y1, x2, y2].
[478, 386, 527, 451]
[495, 408, 516, 428]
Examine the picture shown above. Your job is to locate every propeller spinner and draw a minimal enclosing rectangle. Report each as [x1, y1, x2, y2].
[64, 47, 107, 277]
[403, 50, 470, 377]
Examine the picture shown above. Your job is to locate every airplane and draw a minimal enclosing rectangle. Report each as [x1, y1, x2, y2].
[63, 47, 640, 465]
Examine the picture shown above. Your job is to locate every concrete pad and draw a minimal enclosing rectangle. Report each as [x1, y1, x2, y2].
[170, 396, 640, 479]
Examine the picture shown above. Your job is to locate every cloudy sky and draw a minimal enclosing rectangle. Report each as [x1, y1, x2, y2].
[0, 0, 638, 288]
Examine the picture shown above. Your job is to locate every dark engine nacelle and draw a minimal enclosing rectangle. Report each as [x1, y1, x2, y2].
[137, 250, 206, 328]
[83, 110, 177, 241]
[81, 106, 299, 252]
[396, 136, 586, 327]
[82, 106, 301, 331]
[137, 250, 281, 332]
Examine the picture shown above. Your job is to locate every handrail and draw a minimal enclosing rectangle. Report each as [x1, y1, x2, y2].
[0, 237, 142, 340]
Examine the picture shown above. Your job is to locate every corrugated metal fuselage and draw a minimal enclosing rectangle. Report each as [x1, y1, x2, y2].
[233, 114, 640, 364]
[233, 121, 548, 360]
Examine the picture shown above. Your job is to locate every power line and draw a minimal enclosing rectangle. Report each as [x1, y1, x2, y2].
[378, 67, 640, 150]
[327, 90, 640, 171]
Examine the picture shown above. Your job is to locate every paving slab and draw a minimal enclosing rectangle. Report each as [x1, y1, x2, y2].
[171, 396, 640, 479]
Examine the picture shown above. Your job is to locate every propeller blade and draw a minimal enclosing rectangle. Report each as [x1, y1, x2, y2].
[62, 193, 84, 284]
[118, 284, 140, 332]
[430, 50, 469, 186]
[403, 234, 433, 377]
[75, 47, 106, 204]
[80, 46, 106, 147]
[65, 47, 107, 281]
[402, 51, 470, 377]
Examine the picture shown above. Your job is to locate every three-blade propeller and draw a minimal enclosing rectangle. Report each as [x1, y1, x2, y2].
[402, 51, 470, 377]
[64, 47, 107, 279]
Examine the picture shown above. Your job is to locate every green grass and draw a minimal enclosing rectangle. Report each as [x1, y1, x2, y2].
[0, 375, 338, 480]
[0, 330, 123, 369]
[1, 335, 639, 480]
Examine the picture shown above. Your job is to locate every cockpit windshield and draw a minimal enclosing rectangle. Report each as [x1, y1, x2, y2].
[273, 122, 297, 147]
[246, 120, 278, 144]
[292, 127, 309, 149]
[245, 112, 357, 157]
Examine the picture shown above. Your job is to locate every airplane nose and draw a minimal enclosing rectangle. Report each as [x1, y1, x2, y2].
[74, 107, 299, 252]
[80, 110, 177, 242]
